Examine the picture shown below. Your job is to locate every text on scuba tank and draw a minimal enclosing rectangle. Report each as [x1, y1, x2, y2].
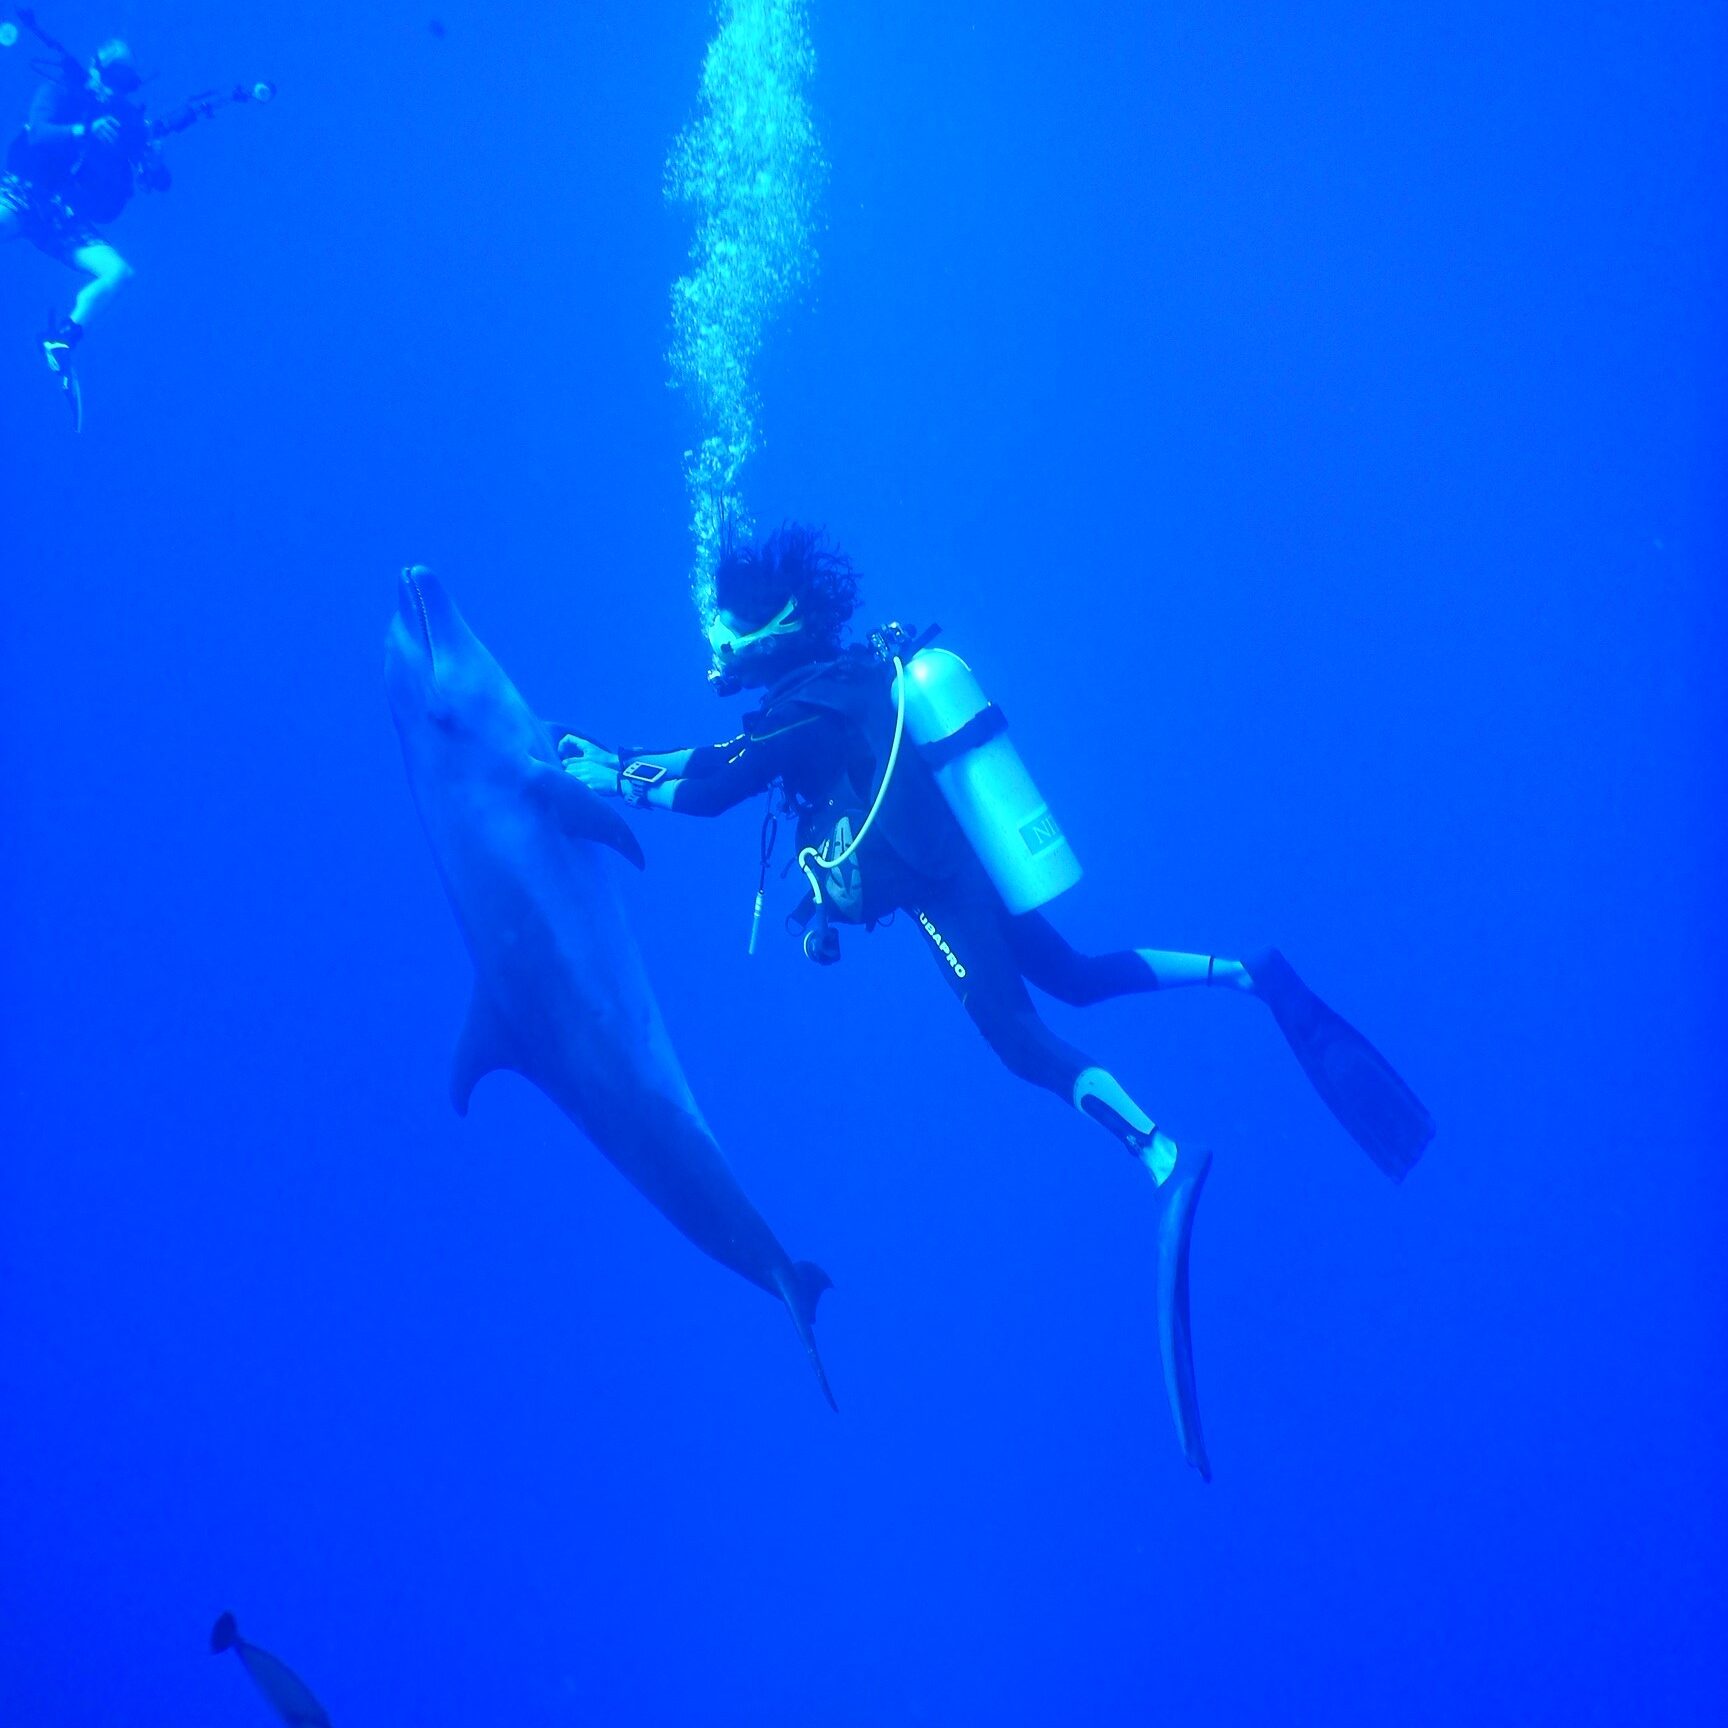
[1019, 809, 1066, 858]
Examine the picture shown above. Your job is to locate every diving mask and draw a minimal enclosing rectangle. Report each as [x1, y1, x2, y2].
[94, 42, 142, 94]
[705, 597, 802, 659]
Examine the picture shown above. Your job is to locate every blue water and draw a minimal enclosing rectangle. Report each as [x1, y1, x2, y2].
[3, 3, 1724, 1722]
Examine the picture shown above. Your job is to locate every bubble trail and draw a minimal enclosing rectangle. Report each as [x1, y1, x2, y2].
[666, 0, 826, 625]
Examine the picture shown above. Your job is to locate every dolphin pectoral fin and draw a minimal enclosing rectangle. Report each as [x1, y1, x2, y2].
[773, 1260, 838, 1412]
[452, 985, 516, 1116]
[527, 764, 646, 870]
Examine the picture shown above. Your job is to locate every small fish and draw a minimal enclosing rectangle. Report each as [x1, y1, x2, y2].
[211, 1612, 332, 1727]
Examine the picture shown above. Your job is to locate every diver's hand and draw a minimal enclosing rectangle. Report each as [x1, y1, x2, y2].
[557, 732, 618, 769]
[559, 734, 621, 794]
[92, 115, 123, 145]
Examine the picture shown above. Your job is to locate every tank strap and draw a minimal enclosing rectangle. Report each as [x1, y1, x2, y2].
[918, 703, 1009, 772]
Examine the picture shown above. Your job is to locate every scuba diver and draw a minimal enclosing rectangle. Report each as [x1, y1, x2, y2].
[558, 523, 1434, 1479]
[1, 10, 271, 424]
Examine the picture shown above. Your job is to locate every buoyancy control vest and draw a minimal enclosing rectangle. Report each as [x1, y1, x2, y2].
[754, 629, 1081, 926]
[7, 83, 148, 221]
[749, 650, 969, 922]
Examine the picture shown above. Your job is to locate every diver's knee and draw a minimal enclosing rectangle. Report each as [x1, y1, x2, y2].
[87, 253, 133, 290]
[989, 1037, 1045, 1088]
[977, 1013, 1060, 1088]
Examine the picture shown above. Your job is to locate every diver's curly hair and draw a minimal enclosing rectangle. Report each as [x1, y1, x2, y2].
[714, 522, 860, 657]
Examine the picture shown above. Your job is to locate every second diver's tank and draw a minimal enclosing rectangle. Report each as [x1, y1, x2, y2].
[894, 646, 1082, 914]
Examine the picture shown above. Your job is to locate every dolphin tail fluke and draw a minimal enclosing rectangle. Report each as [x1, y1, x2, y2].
[775, 1260, 838, 1412]
[210, 1611, 240, 1654]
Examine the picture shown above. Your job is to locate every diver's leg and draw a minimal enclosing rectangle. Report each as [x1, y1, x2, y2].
[913, 888, 1215, 1478]
[66, 240, 133, 329]
[1137, 949, 1252, 991]
[910, 894, 1185, 1181]
[1015, 917, 1435, 1177]
[1008, 912, 1251, 1005]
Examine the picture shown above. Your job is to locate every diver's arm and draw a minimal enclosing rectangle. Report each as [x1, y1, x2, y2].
[24, 82, 87, 144]
[627, 736, 764, 814]
[555, 732, 698, 780]
[557, 728, 783, 789]
[627, 714, 838, 816]
[150, 98, 216, 139]
[620, 744, 702, 777]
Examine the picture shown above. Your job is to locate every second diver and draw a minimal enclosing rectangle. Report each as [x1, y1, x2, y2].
[1, 12, 272, 425]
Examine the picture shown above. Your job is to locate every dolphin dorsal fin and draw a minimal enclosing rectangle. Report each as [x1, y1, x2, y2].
[527, 764, 647, 870]
[452, 985, 516, 1116]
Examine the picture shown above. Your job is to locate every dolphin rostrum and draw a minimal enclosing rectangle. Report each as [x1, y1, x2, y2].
[210, 1613, 331, 1726]
[384, 567, 835, 1404]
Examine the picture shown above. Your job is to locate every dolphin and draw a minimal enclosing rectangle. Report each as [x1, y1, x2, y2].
[384, 566, 835, 1405]
[210, 1613, 331, 1727]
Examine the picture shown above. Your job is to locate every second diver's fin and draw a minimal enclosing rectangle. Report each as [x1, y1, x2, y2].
[1247, 948, 1434, 1182]
[62, 361, 84, 433]
[41, 312, 84, 432]
[210, 1611, 241, 1654]
[450, 983, 516, 1116]
[1155, 1149, 1213, 1483]
[773, 1260, 838, 1413]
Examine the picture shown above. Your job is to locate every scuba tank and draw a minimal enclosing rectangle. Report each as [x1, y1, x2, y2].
[892, 643, 1081, 915]
[773, 624, 1080, 960]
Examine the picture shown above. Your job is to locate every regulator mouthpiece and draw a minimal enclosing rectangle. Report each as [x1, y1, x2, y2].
[803, 922, 841, 965]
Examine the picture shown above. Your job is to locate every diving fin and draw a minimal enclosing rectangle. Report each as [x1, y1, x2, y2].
[60, 360, 84, 433]
[1154, 1149, 1212, 1483]
[1247, 947, 1433, 1182]
[41, 314, 84, 432]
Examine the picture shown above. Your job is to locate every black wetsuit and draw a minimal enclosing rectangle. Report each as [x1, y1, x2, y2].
[603, 653, 1159, 1116]
[2, 78, 151, 258]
